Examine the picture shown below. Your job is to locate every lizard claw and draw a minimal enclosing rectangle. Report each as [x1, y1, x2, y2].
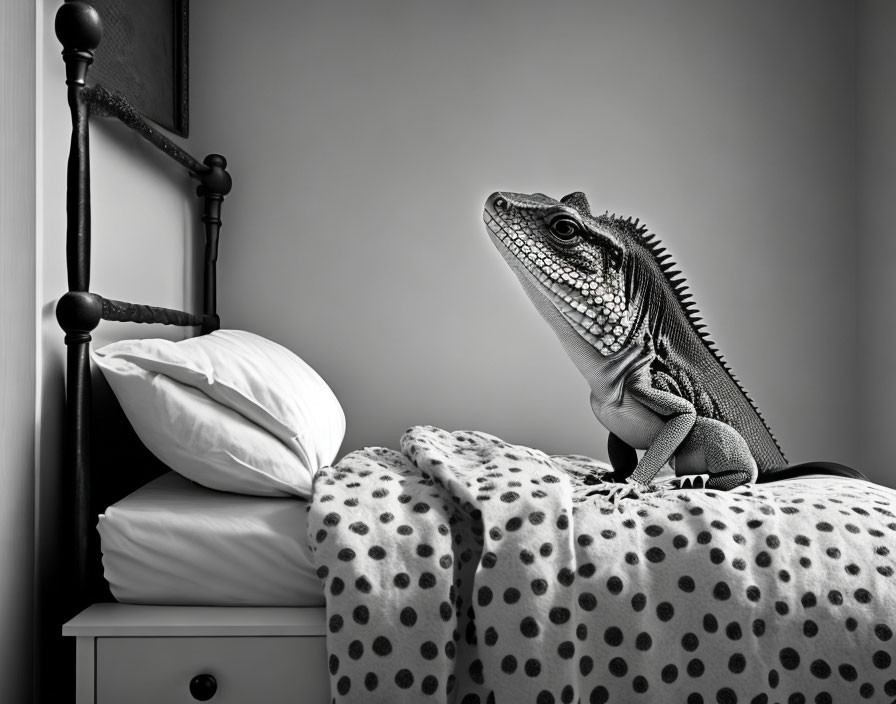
[587, 479, 656, 504]
[670, 475, 705, 490]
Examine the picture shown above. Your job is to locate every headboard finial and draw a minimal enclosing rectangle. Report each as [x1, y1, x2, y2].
[55, 2, 103, 87]
[198, 154, 233, 197]
[55, 2, 102, 51]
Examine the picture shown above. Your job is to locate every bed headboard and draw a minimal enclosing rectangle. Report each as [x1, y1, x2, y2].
[54, 1, 232, 613]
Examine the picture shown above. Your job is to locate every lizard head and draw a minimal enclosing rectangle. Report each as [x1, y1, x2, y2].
[484, 190, 636, 356]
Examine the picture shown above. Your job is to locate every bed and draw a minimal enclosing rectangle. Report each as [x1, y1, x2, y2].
[55, 3, 896, 704]
[54, 3, 331, 703]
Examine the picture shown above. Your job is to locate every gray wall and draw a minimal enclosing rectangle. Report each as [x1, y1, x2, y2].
[1, 2, 36, 702]
[190, 0, 864, 475]
[857, 1, 896, 485]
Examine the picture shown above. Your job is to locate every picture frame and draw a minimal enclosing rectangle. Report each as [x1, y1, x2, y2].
[86, 0, 189, 137]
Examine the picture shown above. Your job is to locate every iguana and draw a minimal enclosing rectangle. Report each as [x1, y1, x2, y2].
[483, 190, 865, 497]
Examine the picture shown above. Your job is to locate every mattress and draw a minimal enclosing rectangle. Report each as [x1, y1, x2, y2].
[98, 471, 324, 606]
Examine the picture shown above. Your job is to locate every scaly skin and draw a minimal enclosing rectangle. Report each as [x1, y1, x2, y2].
[483, 190, 796, 494]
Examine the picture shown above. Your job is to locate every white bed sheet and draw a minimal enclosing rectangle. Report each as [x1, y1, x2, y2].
[98, 471, 324, 606]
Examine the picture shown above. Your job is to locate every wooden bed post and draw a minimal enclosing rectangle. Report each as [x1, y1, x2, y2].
[54, 0, 103, 614]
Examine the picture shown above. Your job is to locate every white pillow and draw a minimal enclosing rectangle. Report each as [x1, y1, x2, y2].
[94, 330, 345, 497]
[92, 357, 312, 497]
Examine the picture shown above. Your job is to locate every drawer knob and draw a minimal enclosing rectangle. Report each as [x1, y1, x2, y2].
[189, 673, 218, 701]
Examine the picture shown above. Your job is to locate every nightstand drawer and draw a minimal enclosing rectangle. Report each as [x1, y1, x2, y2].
[96, 636, 328, 704]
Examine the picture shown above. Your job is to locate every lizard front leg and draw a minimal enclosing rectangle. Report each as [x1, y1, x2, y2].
[590, 380, 695, 502]
[624, 375, 697, 487]
[589, 333, 697, 501]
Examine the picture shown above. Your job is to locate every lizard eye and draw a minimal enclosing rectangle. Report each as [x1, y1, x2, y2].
[546, 217, 583, 246]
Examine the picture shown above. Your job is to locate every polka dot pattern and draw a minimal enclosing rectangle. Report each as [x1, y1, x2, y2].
[309, 426, 896, 703]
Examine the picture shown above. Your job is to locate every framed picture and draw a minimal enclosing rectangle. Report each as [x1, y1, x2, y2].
[86, 0, 189, 137]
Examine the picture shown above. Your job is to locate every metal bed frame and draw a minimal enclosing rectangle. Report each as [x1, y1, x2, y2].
[54, 0, 232, 615]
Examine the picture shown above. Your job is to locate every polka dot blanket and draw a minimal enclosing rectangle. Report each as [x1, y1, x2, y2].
[308, 426, 896, 703]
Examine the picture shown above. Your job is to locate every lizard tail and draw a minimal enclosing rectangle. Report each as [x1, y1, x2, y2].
[757, 461, 868, 483]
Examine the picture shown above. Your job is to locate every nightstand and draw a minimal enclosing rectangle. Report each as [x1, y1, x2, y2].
[63, 603, 329, 703]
